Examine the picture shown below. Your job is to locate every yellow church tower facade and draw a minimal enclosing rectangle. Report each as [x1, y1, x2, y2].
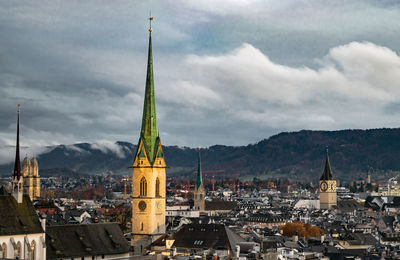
[131, 18, 166, 253]
[319, 150, 337, 209]
[22, 154, 41, 201]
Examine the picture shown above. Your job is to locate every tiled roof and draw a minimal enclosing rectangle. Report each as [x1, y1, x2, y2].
[205, 201, 237, 211]
[46, 223, 130, 259]
[0, 188, 44, 236]
[334, 200, 363, 212]
[172, 223, 244, 251]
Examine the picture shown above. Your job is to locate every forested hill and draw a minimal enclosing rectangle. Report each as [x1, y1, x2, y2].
[1, 128, 399, 182]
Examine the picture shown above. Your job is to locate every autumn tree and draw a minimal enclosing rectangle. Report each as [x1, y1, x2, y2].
[278, 221, 323, 238]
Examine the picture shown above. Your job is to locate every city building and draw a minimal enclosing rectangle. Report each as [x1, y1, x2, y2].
[165, 223, 244, 258]
[377, 176, 400, 196]
[319, 151, 337, 209]
[131, 18, 167, 254]
[0, 105, 46, 260]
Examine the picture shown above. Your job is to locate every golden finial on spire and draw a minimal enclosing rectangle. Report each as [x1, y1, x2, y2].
[148, 14, 153, 33]
[17, 104, 21, 114]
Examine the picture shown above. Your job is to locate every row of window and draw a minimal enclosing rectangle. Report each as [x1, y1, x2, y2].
[139, 177, 161, 197]
[1, 240, 36, 260]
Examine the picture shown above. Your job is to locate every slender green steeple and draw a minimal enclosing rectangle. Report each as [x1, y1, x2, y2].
[140, 18, 159, 163]
[196, 149, 203, 189]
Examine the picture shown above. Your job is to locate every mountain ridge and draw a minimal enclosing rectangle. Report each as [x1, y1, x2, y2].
[1, 128, 399, 182]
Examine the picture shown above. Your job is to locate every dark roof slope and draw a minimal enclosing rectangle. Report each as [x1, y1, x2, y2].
[0, 190, 43, 236]
[320, 154, 334, 180]
[46, 223, 130, 259]
[172, 223, 244, 251]
[205, 201, 237, 211]
[333, 200, 363, 212]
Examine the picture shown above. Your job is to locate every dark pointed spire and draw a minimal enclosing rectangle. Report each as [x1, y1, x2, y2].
[13, 104, 21, 180]
[196, 148, 203, 189]
[139, 16, 159, 163]
[320, 147, 333, 180]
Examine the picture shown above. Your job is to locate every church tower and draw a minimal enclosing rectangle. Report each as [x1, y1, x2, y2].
[319, 150, 337, 209]
[131, 18, 166, 253]
[23, 154, 41, 200]
[194, 149, 205, 211]
[11, 104, 23, 204]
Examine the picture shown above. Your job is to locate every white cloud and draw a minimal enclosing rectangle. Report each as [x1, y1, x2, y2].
[180, 41, 400, 131]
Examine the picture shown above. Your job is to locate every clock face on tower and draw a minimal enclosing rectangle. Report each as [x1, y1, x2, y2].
[330, 182, 336, 191]
[138, 201, 147, 211]
[320, 181, 328, 192]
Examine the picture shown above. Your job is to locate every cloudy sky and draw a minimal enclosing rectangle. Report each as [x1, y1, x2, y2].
[1, 0, 400, 162]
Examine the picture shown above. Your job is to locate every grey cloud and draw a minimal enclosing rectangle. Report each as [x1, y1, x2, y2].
[0, 0, 400, 161]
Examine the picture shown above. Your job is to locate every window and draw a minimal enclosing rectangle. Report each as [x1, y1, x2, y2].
[17, 241, 21, 258]
[155, 178, 160, 197]
[141, 223, 144, 231]
[1, 243, 6, 258]
[140, 177, 147, 196]
[30, 240, 36, 260]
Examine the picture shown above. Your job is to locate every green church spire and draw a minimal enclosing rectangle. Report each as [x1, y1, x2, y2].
[196, 149, 203, 189]
[140, 18, 159, 163]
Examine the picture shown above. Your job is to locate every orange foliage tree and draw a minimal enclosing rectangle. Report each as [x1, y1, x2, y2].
[278, 221, 323, 238]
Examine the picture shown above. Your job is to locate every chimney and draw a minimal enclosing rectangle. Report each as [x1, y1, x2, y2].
[41, 217, 46, 232]
[236, 245, 240, 258]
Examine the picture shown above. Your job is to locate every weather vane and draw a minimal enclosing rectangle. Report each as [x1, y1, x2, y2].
[149, 13, 153, 33]
[17, 104, 21, 113]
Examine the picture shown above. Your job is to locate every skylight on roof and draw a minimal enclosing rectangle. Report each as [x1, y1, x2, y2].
[193, 240, 204, 245]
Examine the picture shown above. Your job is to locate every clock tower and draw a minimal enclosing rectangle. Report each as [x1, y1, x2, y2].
[319, 150, 337, 209]
[131, 18, 166, 253]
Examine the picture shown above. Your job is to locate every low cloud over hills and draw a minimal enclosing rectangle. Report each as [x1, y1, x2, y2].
[1, 128, 400, 182]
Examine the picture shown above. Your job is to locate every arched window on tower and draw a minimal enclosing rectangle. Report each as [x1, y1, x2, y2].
[30, 240, 36, 260]
[155, 178, 160, 197]
[140, 177, 147, 197]
[1, 243, 6, 258]
[16, 241, 21, 258]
